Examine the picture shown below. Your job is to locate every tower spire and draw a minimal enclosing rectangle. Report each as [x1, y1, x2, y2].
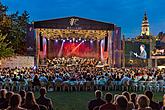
[141, 11, 150, 36]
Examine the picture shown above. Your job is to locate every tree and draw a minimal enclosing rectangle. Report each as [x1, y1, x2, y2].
[0, 2, 30, 55]
[0, 32, 14, 59]
[9, 10, 30, 54]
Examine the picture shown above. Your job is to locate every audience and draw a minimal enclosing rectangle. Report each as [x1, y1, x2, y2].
[87, 90, 164, 110]
[36, 87, 53, 110]
[116, 95, 128, 110]
[22, 91, 40, 110]
[122, 91, 135, 110]
[88, 90, 106, 110]
[145, 90, 160, 110]
[0, 57, 164, 110]
[6, 93, 26, 110]
[131, 93, 138, 108]
[0, 89, 7, 104]
[136, 94, 152, 110]
[0, 91, 14, 109]
[99, 92, 116, 110]
[19, 90, 26, 105]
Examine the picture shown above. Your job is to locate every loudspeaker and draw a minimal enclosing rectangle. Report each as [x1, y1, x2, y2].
[104, 36, 108, 51]
[39, 32, 43, 51]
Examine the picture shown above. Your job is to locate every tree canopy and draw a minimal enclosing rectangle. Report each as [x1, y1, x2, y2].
[0, 2, 30, 57]
[0, 32, 14, 59]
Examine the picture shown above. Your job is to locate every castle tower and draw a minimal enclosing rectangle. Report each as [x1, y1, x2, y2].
[141, 11, 150, 36]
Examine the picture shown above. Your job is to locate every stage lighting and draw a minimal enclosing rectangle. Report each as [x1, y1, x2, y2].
[79, 38, 81, 41]
[73, 38, 75, 41]
[70, 40, 72, 42]
[76, 40, 78, 43]
[63, 40, 66, 42]
[55, 39, 58, 42]
[90, 40, 93, 43]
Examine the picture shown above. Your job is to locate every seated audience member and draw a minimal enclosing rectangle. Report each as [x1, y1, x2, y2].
[113, 94, 119, 105]
[22, 91, 40, 110]
[137, 94, 152, 110]
[116, 95, 128, 110]
[122, 91, 135, 110]
[36, 87, 53, 110]
[0, 89, 7, 104]
[99, 92, 116, 110]
[19, 90, 26, 105]
[131, 93, 138, 109]
[6, 93, 26, 110]
[88, 90, 106, 110]
[144, 91, 160, 110]
[0, 91, 14, 109]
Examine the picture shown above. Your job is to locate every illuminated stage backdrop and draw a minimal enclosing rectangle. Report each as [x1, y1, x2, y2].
[47, 40, 100, 59]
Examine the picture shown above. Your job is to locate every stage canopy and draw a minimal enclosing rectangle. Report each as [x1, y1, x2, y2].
[33, 16, 114, 40]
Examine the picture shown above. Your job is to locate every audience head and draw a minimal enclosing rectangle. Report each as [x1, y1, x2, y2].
[19, 90, 26, 98]
[144, 91, 153, 100]
[116, 95, 128, 110]
[131, 93, 137, 101]
[95, 90, 102, 99]
[137, 94, 150, 109]
[0, 89, 7, 99]
[105, 92, 113, 103]
[122, 91, 131, 101]
[6, 91, 14, 100]
[10, 93, 21, 108]
[25, 91, 36, 104]
[40, 87, 47, 97]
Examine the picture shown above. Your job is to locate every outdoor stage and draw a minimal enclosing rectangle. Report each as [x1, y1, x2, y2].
[32, 16, 123, 67]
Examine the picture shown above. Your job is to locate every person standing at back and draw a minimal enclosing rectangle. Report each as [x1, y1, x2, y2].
[144, 91, 160, 110]
[36, 87, 53, 110]
[88, 90, 106, 110]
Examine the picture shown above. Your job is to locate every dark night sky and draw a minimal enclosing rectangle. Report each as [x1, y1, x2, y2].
[2, 0, 165, 37]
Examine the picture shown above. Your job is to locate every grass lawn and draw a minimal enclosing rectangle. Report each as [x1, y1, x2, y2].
[34, 91, 164, 110]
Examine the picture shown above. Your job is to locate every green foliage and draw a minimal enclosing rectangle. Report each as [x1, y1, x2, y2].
[0, 2, 30, 55]
[0, 33, 14, 59]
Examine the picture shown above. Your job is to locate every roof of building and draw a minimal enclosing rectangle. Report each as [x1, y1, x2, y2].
[33, 16, 115, 30]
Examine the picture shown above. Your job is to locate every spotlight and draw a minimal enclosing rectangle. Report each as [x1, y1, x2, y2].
[79, 38, 81, 41]
[76, 40, 78, 43]
[70, 40, 72, 42]
[73, 38, 75, 41]
[55, 39, 58, 42]
[90, 40, 93, 43]
[63, 39, 65, 42]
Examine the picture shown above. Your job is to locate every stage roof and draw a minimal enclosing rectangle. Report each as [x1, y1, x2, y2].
[34, 16, 114, 30]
